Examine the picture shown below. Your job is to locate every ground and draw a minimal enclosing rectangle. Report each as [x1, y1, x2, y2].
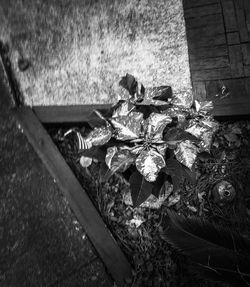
[0, 0, 191, 105]
[0, 61, 112, 286]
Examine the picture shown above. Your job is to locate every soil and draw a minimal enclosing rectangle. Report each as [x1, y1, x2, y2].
[50, 118, 250, 287]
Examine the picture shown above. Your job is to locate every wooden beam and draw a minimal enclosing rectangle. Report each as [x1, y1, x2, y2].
[221, 0, 238, 32]
[184, 3, 221, 19]
[33, 105, 112, 124]
[13, 107, 132, 287]
[189, 45, 228, 60]
[183, 0, 218, 9]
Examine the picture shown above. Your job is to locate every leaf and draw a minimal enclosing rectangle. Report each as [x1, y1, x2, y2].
[161, 211, 250, 286]
[137, 87, 172, 106]
[163, 159, 196, 184]
[151, 172, 165, 198]
[164, 128, 200, 144]
[136, 149, 166, 182]
[119, 74, 145, 99]
[152, 86, 172, 101]
[110, 112, 143, 141]
[129, 170, 154, 207]
[146, 113, 172, 140]
[87, 109, 109, 128]
[104, 148, 135, 181]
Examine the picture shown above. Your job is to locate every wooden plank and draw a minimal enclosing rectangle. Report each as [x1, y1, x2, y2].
[192, 67, 231, 81]
[187, 22, 224, 39]
[213, 102, 250, 116]
[235, 0, 250, 41]
[244, 0, 250, 31]
[13, 107, 132, 287]
[244, 66, 250, 77]
[183, 0, 218, 9]
[185, 13, 223, 29]
[184, 3, 221, 19]
[188, 33, 226, 49]
[206, 78, 248, 103]
[33, 105, 112, 124]
[242, 43, 250, 65]
[190, 56, 229, 71]
[227, 32, 240, 44]
[221, 0, 238, 32]
[189, 45, 228, 60]
[228, 45, 244, 77]
[192, 81, 207, 100]
[245, 77, 250, 95]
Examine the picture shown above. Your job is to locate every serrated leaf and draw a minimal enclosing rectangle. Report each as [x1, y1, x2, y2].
[163, 158, 196, 184]
[129, 170, 154, 207]
[164, 128, 199, 144]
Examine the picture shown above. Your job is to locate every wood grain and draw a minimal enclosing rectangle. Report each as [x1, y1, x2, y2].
[13, 107, 132, 287]
[228, 45, 244, 77]
[184, 3, 221, 18]
[190, 56, 229, 71]
[221, 0, 238, 32]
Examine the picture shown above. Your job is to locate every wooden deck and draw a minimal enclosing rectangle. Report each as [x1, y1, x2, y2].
[183, 0, 250, 116]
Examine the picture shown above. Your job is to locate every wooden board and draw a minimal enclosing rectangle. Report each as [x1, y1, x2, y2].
[184, 0, 250, 116]
[33, 105, 111, 124]
[13, 107, 132, 287]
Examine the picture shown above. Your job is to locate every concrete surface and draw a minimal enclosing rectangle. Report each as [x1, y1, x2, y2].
[0, 59, 112, 286]
[0, 0, 191, 105]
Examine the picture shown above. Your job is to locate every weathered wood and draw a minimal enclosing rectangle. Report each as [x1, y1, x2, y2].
[184, 3, 221, 19]
[13, 107, 132, 287]
[189, 45, 228, 60]
[188, 34, 226, 49]
[192, 81, 207, 100]
[190, 56, 229, 71]
[221, 0, 238, 32]
[242, 43, 250, 65]
[228, 45, 244, 77]
[183, 0, 218, 9]
[187, 22, 224, 39]
[227, 32, 240, 44]
[235, 0, 250, 42]
[192, 67, 232, 81]
[206, 78, 248, 103]
[213, 102, 250, 116]
[244, 66, 250, 77]
[33, 105, 112, 124]
[185, 13, 223, 29]
[244, 0, 250, 32]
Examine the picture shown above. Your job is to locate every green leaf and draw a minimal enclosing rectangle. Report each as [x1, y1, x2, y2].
[163, 159, 196, 185]
[164, 128, 199, 144]
[129, 170, 154, 207]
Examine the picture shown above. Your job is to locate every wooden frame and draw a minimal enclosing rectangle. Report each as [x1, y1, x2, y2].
[13, 106, 132, 287]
